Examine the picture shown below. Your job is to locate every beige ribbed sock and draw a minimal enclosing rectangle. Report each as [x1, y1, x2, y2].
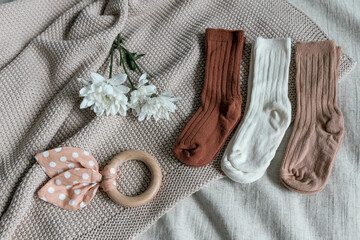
[280, 40, 344, 194]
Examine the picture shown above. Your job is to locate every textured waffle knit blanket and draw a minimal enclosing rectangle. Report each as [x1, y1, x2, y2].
[0, 0, 355, 239]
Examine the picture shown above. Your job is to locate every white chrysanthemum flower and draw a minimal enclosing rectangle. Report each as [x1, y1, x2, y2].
[138, 91, 180, 121]
[129, 73, 157, 116]
[78, 72, 130, 116]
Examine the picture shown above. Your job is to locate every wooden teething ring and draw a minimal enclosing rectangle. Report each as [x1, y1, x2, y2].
[104, 150, 162, 208]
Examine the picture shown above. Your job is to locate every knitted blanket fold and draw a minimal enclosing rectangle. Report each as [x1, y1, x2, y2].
[0, 0, 355, 239]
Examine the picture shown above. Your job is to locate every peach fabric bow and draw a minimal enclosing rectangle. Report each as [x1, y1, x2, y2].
[35, 147, 118, 210]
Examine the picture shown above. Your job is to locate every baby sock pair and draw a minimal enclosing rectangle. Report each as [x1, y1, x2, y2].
[222, 37, 292, 183]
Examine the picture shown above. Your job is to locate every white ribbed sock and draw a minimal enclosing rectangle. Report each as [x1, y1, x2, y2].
[222, 37, 292, 183]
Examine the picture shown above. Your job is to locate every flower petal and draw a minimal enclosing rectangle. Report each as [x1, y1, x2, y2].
[104, 85, 114, 95]
[110, 105, 117, 115]
[105, 108, 111, 116]
[79, 87, 88, 96]
[138, 84, 156, 97]
[80, 98, 88, 109]
[90, 72, 105, 84]
[77, 78, 89, 85]
[87, 99, 94, 107]
[160, 91, 172, 98]
[119, 106, 127, 117]
[115, 85, 130, 94]
[108, 73, 127, 85]
[139, 73, 147, 81]
[95, 108, 104, 116]
[138, 112, 146, 121]
[137, 73, 148, 87]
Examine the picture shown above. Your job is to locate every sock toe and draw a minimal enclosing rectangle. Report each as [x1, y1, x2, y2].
[221, 155, 266, 183]
[280, 173, 326, 194]
[227, 150, 242, 165]
[173, 143, 209, 167]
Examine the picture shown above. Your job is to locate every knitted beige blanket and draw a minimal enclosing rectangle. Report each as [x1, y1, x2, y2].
[0, 0, 355, 239]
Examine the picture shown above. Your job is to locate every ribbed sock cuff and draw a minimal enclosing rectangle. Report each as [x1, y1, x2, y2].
[254, 37, 291, 52]
[296, 40, 336, 55]
[205, 28, 245, 42]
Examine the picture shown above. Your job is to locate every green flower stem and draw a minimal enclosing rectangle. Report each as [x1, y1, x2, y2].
[117, 34, 136, 91]
[109, 44, 115, 79]
[120, 45, 143, 74]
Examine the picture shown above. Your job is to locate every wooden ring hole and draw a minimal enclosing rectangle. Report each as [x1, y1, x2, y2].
[104, 150, 162, 208]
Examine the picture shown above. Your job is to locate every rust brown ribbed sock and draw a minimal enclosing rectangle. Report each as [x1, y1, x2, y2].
[280, 40, 344, 194]
[173, 28, 245, 167]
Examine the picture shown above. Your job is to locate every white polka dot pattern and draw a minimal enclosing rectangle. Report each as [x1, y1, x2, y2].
[55, 148, 62, 152]
[48, 187, 54, 194]
[69, 200, 75, 206]
[59, 194, 66, 200]
[36, 147, 103, 210]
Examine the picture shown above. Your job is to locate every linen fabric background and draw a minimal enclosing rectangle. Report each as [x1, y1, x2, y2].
[0, 0, 357, 239]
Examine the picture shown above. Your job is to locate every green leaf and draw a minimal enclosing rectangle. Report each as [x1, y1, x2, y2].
[125, 52, 136, 71]
[135, 53, 145, 60]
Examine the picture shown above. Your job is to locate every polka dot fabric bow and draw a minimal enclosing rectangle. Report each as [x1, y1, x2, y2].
[36, 147, 118, 210]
